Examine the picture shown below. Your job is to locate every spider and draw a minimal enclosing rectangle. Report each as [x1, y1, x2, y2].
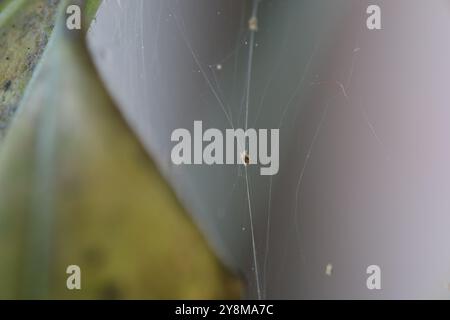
[241, 151, 250, 166]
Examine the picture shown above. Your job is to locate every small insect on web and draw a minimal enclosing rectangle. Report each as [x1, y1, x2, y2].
[249, 16, 258, 32]
[241, 150, 250, 166]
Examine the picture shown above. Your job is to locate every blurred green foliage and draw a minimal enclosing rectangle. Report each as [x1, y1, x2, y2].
[0, 0, 241, 299]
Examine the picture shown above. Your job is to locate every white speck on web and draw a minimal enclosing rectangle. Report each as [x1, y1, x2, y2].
[325, 263, 333, 276]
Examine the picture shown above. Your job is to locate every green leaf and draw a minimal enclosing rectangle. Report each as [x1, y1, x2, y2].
[0, 0, 60, 140]
[0, 0, 241, 299]
[85, 0, 101, 25]
[0, 0, 101, 141]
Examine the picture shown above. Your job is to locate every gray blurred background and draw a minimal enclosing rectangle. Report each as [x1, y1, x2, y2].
[87, 0, 450, 299]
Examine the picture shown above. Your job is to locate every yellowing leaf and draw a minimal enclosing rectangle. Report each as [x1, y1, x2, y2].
[0, 0, 241, 299]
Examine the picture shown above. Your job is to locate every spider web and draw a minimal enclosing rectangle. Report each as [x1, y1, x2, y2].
[88, 0, 382, 299]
